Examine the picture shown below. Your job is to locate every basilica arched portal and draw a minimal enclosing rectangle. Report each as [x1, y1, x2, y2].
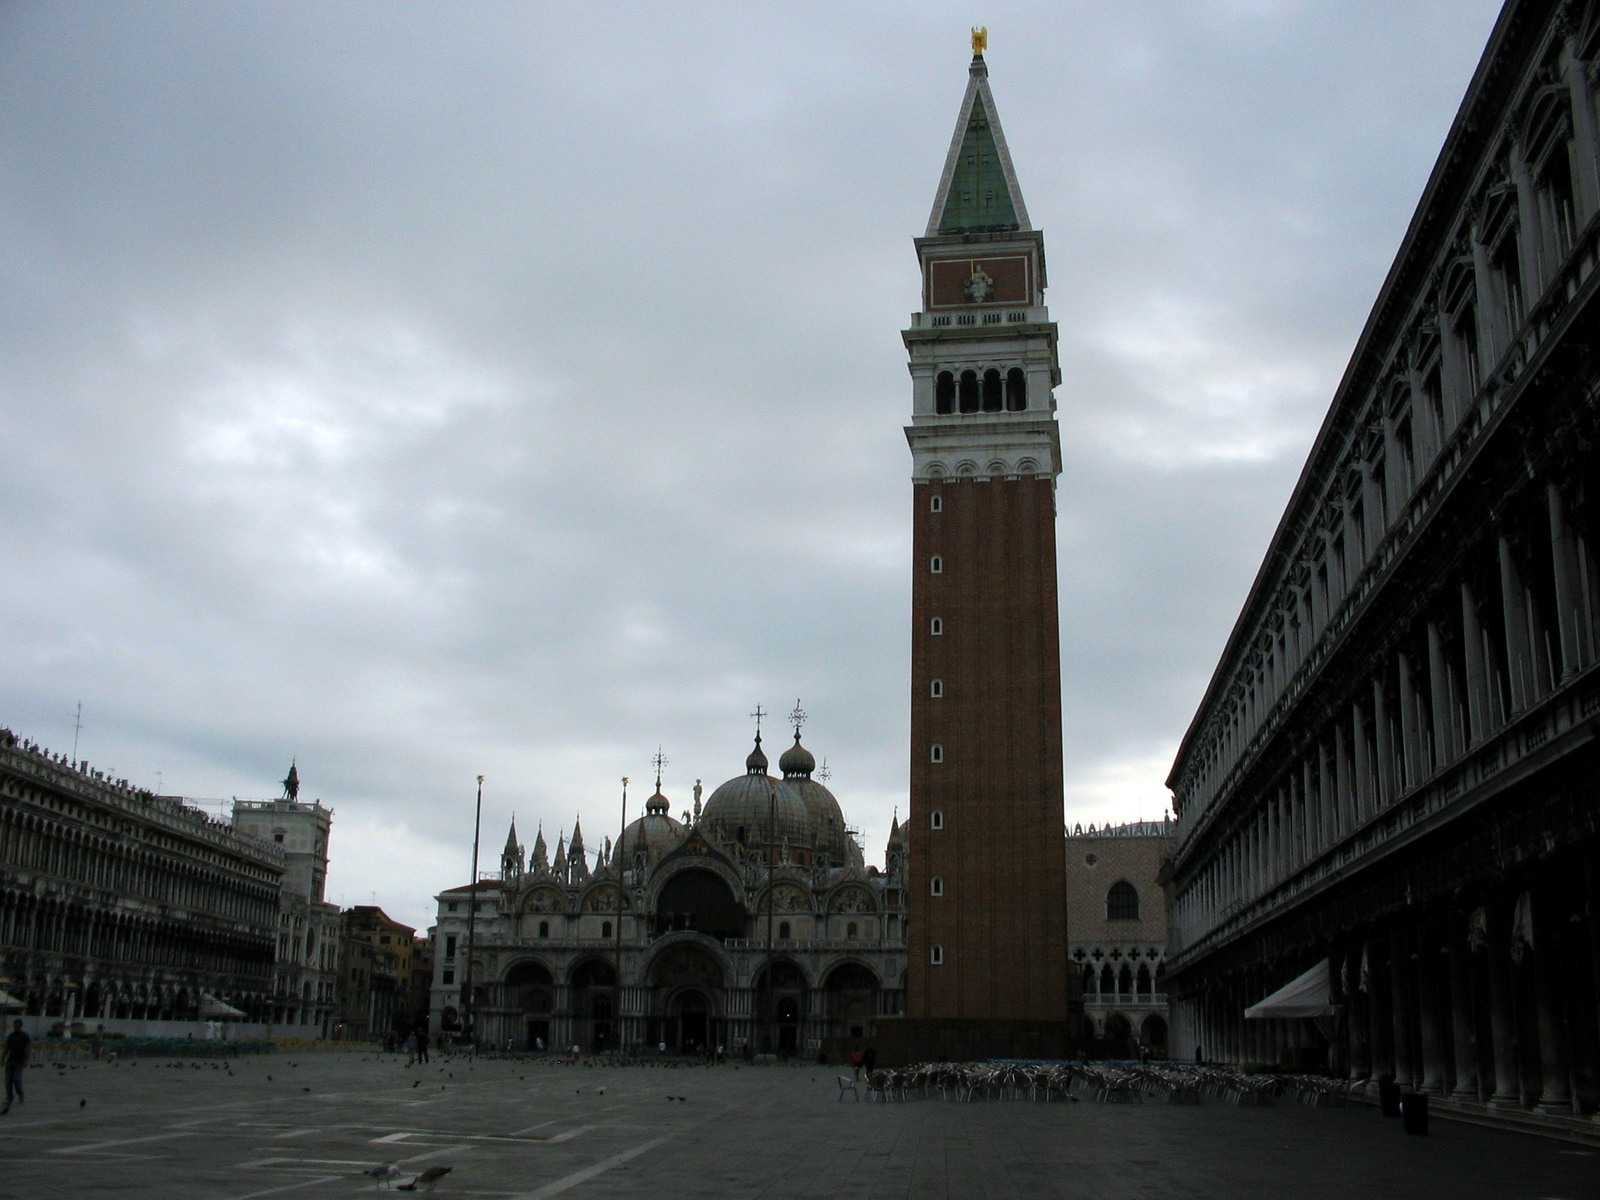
[504, 960, 554, 1049]
[648, 942, 726, 1053]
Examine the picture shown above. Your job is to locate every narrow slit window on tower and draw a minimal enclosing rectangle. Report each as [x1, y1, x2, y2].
[931, 618, 943, 636]
[930, 556, 942, 573]
[930, 809, 943, 830]
[982, 369, 1002, 411]
[935, 371, 955, 415]
[930, 876, 944, 897]
[959, 370, 979, 413]
[930, 944, 944, 966]
[930, 494, 942, 513]
[930, 744, 943, 763]
[602, 920, 612, 938]
[1006, 367, 1026, 411]
[930, 679, 943, 698]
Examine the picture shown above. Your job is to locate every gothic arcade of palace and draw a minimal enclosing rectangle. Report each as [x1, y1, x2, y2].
[1166, 0, 1600, 1117]
[428, 729, 908, 1055]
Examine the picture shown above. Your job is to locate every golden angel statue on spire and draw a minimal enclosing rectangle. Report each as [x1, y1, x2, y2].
[971, 26, 988, 56]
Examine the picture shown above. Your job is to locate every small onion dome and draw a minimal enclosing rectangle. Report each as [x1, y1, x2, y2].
[778, 731, 815, 778]
[645, 786, 671, 816]
[745, 732, 769, 775]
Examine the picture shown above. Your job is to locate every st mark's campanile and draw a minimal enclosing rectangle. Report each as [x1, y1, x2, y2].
[902, 37, 1069, 1057]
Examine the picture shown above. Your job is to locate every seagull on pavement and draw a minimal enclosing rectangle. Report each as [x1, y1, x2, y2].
[397, 1164, 453, 1191]
[362, 1162, 401, 1188]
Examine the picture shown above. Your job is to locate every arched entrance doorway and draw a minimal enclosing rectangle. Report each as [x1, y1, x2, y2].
[823, 963, 880, 1040]
[1104, 1011, 1133, 1058]
[648, 943, 725, 1054]
[1140, 1013, 1168, 1058]
[570, 960, 616, 1052]
[506, 961, 554, 1050]
[672, 990, 711, 1054]
[754, 961, 806, 1056]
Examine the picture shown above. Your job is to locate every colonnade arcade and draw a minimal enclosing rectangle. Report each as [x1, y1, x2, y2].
[0, 887, 274, 1024]
[471, 943, 894, 1056]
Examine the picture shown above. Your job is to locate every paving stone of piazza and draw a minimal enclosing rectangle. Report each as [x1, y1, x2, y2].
[0, 1050, 1592, 1200]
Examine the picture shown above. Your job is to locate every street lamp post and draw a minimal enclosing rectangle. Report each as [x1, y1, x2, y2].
[462, 774, 484, 1050]
[763, 770, 775, 1056]
[614, 776, 628, 1052]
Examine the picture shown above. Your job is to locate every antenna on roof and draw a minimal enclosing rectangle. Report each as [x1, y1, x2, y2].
[69, 701, 83, 762]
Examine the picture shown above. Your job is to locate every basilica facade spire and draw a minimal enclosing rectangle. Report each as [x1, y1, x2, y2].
[902, 40, 1069, 1055]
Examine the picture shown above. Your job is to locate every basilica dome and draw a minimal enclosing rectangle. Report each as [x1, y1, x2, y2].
[701, 733, 813, 855]
[777, 731, 859, 868]
[618, 783, 687, 865]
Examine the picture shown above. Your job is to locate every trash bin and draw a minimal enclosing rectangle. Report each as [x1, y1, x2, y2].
[1378, 1078, 1401, 1117]
[1400, 1091, 1428, 1135]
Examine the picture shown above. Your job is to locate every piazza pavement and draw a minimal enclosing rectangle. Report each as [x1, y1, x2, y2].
[0, 1050, 1591, 1199]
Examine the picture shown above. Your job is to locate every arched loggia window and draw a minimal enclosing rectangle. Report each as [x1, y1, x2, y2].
[935, 371, 955, 415]
[1006, 368, 1026, 411]
[982, 369, 1002, 412]
[958, 370, 979, 413]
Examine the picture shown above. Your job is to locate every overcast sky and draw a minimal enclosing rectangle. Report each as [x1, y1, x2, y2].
[0, 2, 1503, 932]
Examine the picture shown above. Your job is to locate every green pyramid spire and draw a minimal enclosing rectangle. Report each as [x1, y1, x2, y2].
[927, 55, 1031, 238]
[938, 95, 1019, 234]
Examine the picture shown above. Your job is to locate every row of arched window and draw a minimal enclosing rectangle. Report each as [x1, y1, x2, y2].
[936, 368, 1027, 414]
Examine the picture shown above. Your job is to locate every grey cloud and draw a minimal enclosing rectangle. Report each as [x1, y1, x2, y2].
[0, 1, 1502, 929]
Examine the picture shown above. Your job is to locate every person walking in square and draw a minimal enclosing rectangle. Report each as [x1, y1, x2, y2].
[415, 1028, 429, 1064]
[2, 1020, 29, 1113]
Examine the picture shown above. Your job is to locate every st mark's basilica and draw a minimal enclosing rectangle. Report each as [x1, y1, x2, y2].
[428, 715, 907, 1056]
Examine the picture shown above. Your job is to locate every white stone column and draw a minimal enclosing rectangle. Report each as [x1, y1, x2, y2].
[1461, 581, 1491, 745]
[1561, 38, 1600, 222]
[1547, 480, 1584, 681]
[1498, 536, 1534, 714]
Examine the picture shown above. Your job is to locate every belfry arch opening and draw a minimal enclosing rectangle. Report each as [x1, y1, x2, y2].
[982, 368, 1002, 411]
[1006, 367, 1026, 410]
[958, 370, 979, 413]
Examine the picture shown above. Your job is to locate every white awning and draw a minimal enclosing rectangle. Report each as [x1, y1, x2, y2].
[1245, 959, 1334, 1019]
[199, 993, 246, 1019]
[0, 989, 22, 1009]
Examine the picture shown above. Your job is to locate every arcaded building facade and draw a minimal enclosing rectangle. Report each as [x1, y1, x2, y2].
[901, 38, 1070, 1059]
[429, 727, 907, 1056]
[0, 729, 282, 1025]
[1167, 0, 1600, 1116]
